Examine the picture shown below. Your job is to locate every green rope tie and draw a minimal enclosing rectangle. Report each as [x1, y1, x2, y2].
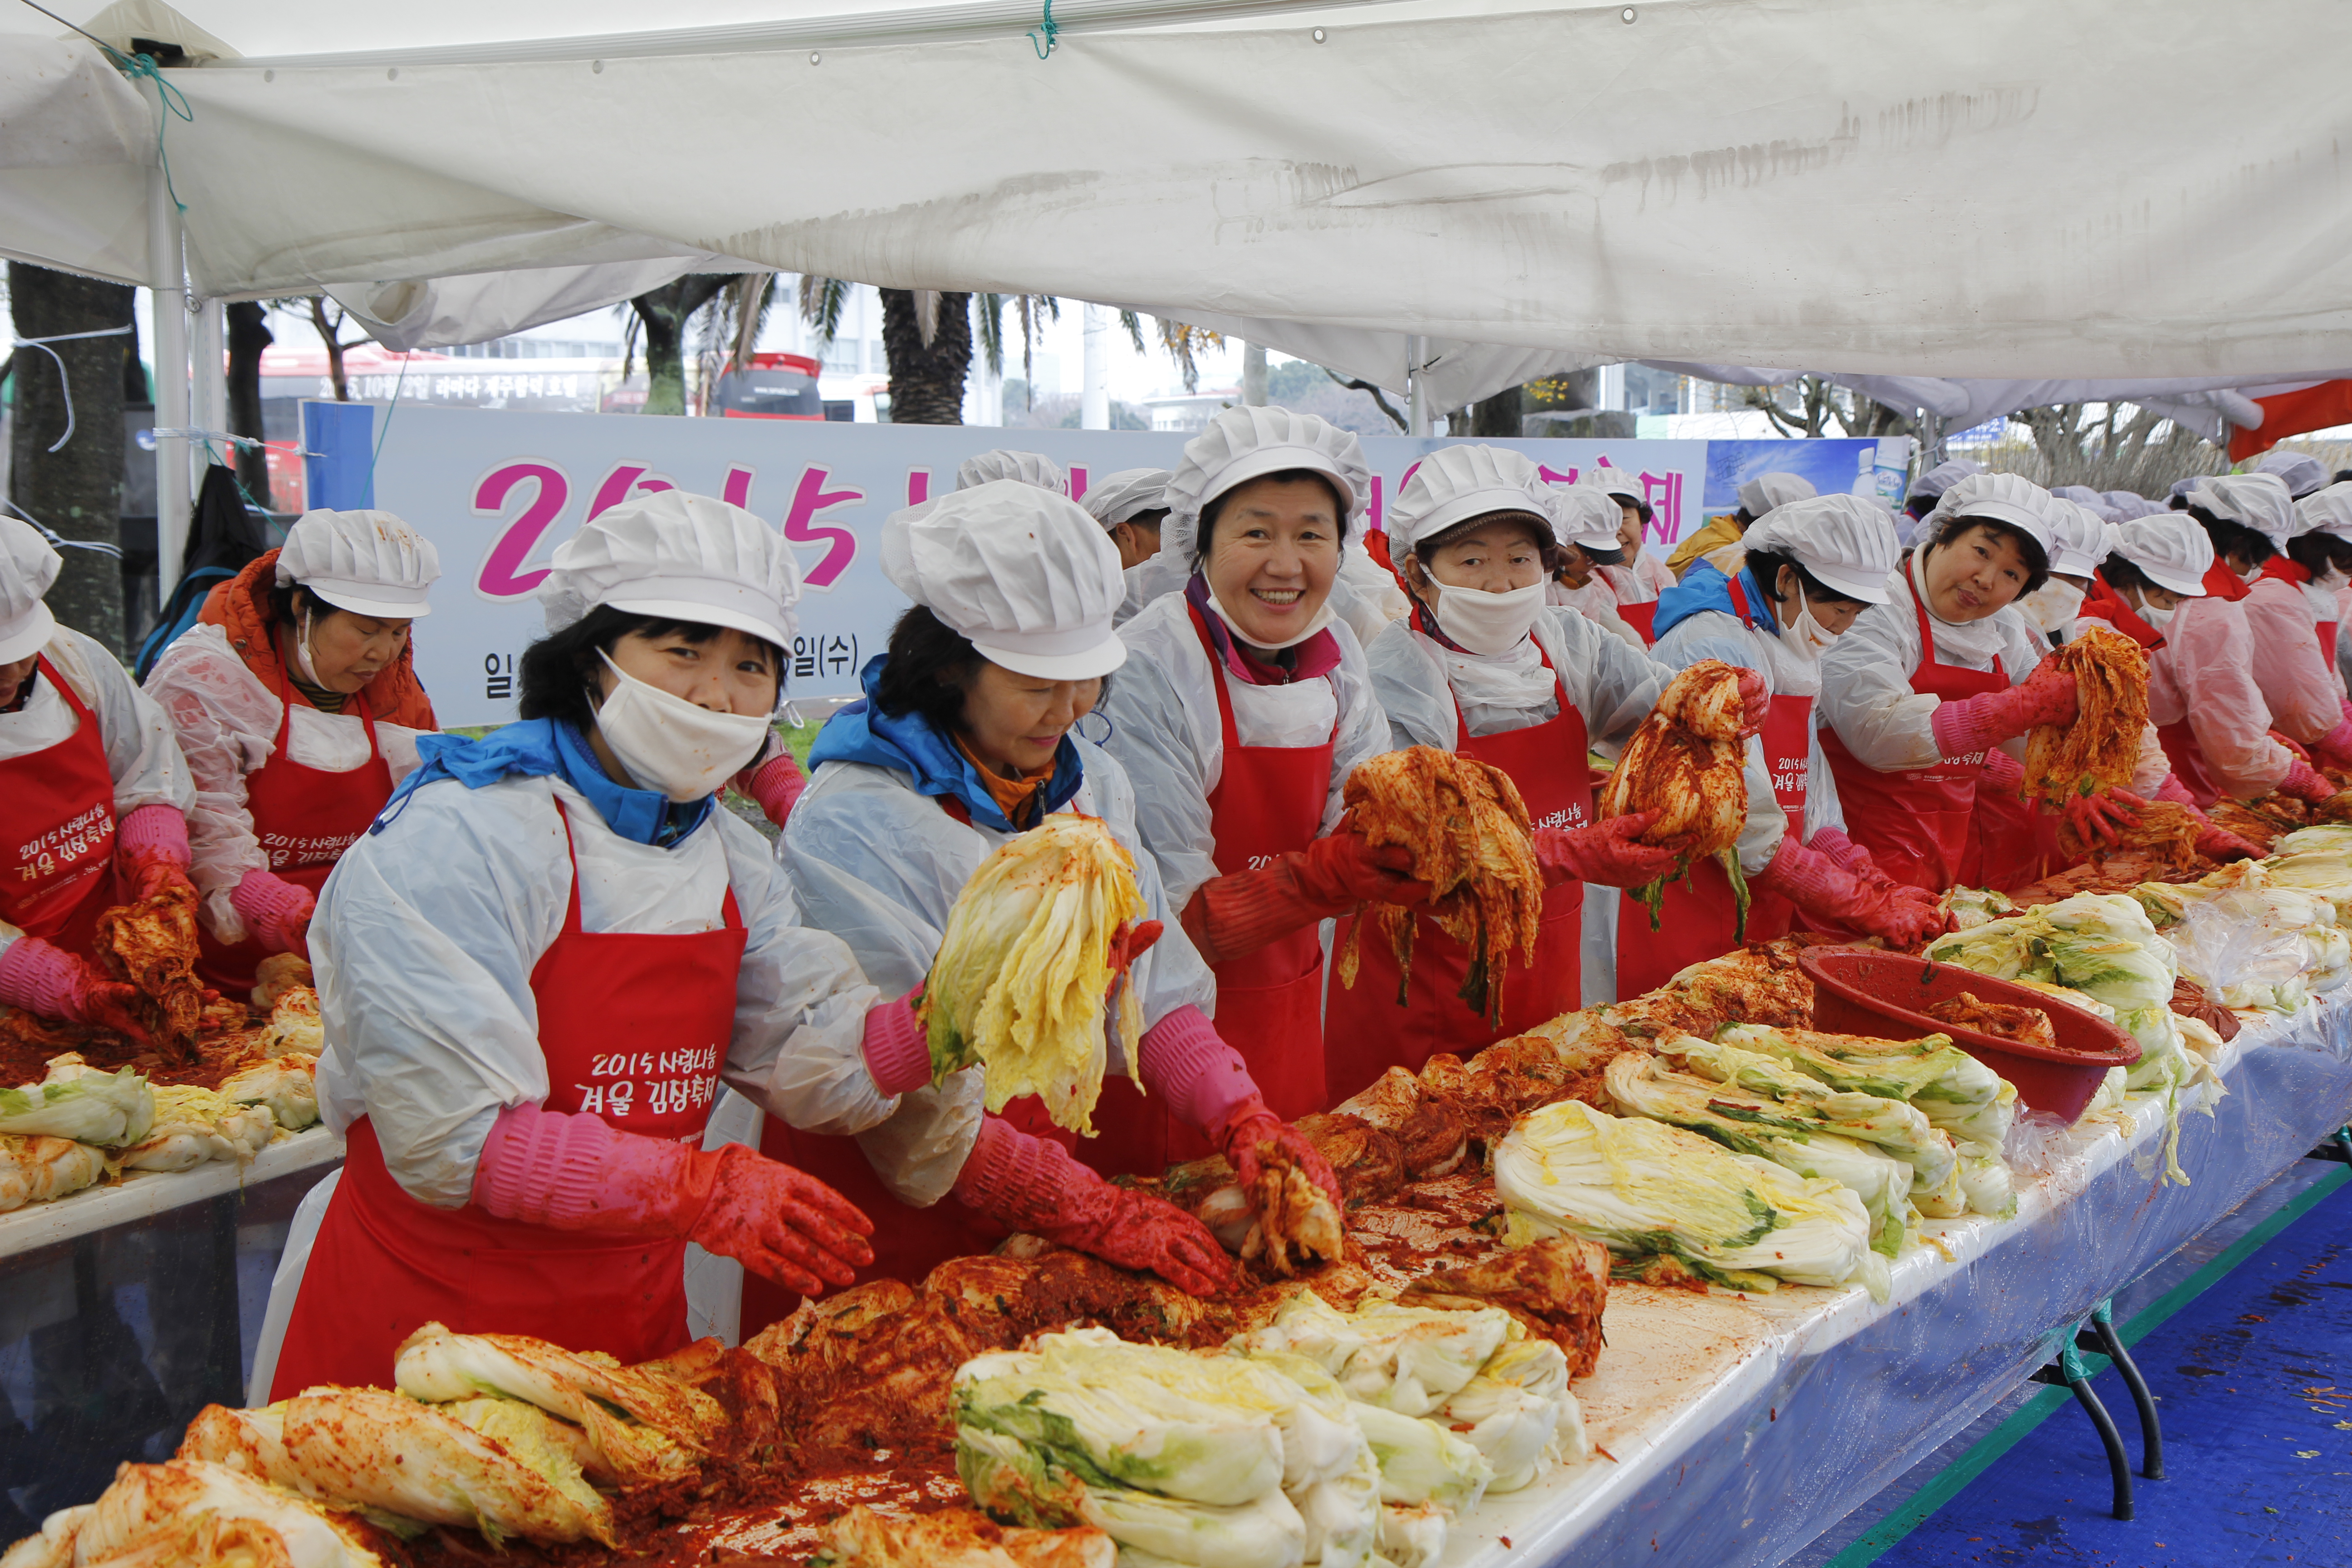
[1029, 0, 1059, 59]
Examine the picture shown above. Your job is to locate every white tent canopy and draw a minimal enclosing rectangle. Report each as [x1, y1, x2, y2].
[5, 0, 2351, 382]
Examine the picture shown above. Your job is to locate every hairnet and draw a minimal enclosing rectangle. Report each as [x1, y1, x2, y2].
[1906, 458, 1983, 501]
[276, 509, 441, 619]
[1926, 471, 2061, 559]
[2192, 473, 2302, 550]
[0, 515, 61, 663]
[539, 490, 802, 648]
[2249, 450, 2330, 500]
[1741, 494, 1902, 603]
[1737, 472, 1818, 517]
[1162, 406, 1369, 563]
[2112, 513, 2215, 596]
[1080, 467, 1172, 529]
[880, 480, 1127, 681]
[2296, 481, 2352, 544]
[1385, 444, 1561, 557]
[954, 449, 1068, 495]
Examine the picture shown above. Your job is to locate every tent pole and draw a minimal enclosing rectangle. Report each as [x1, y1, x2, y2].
[1407, 334, 1430, 436]
[191, 296, 225, 464]
[148, 167, 190, 605]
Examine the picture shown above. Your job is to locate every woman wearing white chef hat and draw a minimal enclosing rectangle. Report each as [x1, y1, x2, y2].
[762, 479, 1296, 1333]
[0, 518, 197, 1045]
[1542, 485, 1649, 651]
[2302, 484, 2352, 695]
[1322, 445, 1766, 1094]
[2216, 475, 2352, 777]
[956, 447, 1068, 494]
[1639, 494, 1939, 981]
[1083, 466, 1173, 573]
[2071, 514, 2269, 861]
[2016, 499, 2117, 645]
[144, 509, 441, 994]
[1818, 472, 2125, 894]
[263, 491, 933, 1397]
[1095, 407, 1431, 1153]
[1577, 467, 1676, 641]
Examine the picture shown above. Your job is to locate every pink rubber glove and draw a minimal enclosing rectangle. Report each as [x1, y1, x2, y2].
[1208, 1093, 1343, 1211]
[2063, 788, 2145, 850]
[860, 990, 932, 1096]
[1534, 811, 1684, 889]
[730, 740, 807, 828]
[1184, 831, 1430, 967]
[0, 936, 155, 1045]
[2154, 773, 2201, 808]
[1931, 657, 2080, 758]
[2277, 759, 2342, 807]
[1807, 826, 1875, 876]
[1756, 836, 1944, 947]
[114, 804, 194, 901]
[2194, 823, 2264, 862]
[1136, 1004, 1260, 1132]
[474, 1102, 873, 1294]
[2314, 701, 2352, 772]
[229, 868, 315, 956]
[953, 1115, 1233, 1296]
[1732, 667, 1770, 742]
[1980, 748, 2026, 792]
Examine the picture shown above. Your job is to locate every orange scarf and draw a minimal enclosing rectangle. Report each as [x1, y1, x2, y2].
[954, 735, 1044, 829]
[200, 550, 438, 729]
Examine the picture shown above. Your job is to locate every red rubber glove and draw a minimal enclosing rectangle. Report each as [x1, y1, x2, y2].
[2276, 759, 2342, 807]
[229, 868, 315, 957]
[2063, 788, 2145, 850]
[730, 735, 807, 828]
[2194, 823, 2264, 862]
[114, 804, 195, 902]
[1756, 836, 1944, 947]
[2312, 700, 2352, 773]
[0, 936, 154, 1044]
[954, 1116, 1232, 1296]
[1208, 1093, 1343, 1211]
[1931, 657, 2080, 758]
[1107, 918, 1164, 977]
[1732, 667, 1769, 743]
[1534, 811, 1684, 889]
[474, 1103, 873, 1295]
[1184, 829, 1430, 967]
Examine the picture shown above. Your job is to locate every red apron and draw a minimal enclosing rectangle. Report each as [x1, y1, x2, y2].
[1617, 601, 1659, 645]
[0, 657, 119, 959]
[1323, 648, 1588, 1098]
[196, 669, 396, 995]
[271, 802, 744, 1396]
[1616, 581, 1807, 994]
[1819, 560, 2008, 893]
[1086, 602, 1337, 1180]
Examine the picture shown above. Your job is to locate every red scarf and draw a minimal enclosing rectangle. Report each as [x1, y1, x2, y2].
[2078, 569, 2166, 651]
[2200, 557, 2251, 603]
[2259, 554, 2313, 588]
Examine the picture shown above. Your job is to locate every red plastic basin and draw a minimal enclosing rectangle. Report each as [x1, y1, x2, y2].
[1797, 947, 2141, 1123]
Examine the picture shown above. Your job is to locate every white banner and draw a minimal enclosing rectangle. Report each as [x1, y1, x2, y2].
[336, 405, 1904, 728]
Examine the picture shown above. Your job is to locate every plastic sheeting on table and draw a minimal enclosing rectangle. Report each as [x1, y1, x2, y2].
[0, 1161, 338, 1538]
[1441, 994, 2352, 1567]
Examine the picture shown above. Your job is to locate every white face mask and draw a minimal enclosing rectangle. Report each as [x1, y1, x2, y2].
[292, 607, 327, 688]
[1427, 579, 1548, 656]
[2318, 565, 2350, 592]
[1779, 584, 1843, 665]
[2241, 561, 2264, 584]
[2134, 594, 2176, 629]
[593, 651, 770, 802]
[2017, 578, 2087, 636]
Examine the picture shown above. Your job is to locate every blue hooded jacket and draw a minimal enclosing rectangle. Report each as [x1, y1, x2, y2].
[376, 717, 712, 847]
[1651, 558, 1780, 644]
[808, 656, 1086, 833]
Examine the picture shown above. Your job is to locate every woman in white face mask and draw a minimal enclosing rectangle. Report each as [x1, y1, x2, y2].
[2015, 500, 2115, 647]
[260, 492, 920, 1401]
[2213, 475, 2352, 775]
[2074, 512, 2306, 858]
[1321, 444, 1766, 1095]
[1634, 495, 1940, 986]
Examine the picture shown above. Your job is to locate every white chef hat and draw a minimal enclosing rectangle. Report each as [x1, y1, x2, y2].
[882, 480, 1127, 681]
[540, 490, 802, 648]
[1163, 406, 1369, 562]
[276, 509, 441, 619]
[2249, 450, 2330, 500]
[1577, 466, 1645, 506]
[2112, 513, 2215, 597]
[2192, 473, 2302, 551]
[2042, 500, 2119, 580]
[1740, 494, 1902, 603]
[1907, 458, 1983, 502]
[2295, 482, 2352, 544]
[2169, 475, 2205, 502]
[0, 516, 62, 664]
[1081, 468, 1173, 530]
[2103, 491, 2163, 521]
[1553, 486, 1628, 551]
[1385, 445, 1562, 557]
[955, 449, 1069, 495]
[1926, 471, 2061, 561]
[1737, 471, 1817, 518]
